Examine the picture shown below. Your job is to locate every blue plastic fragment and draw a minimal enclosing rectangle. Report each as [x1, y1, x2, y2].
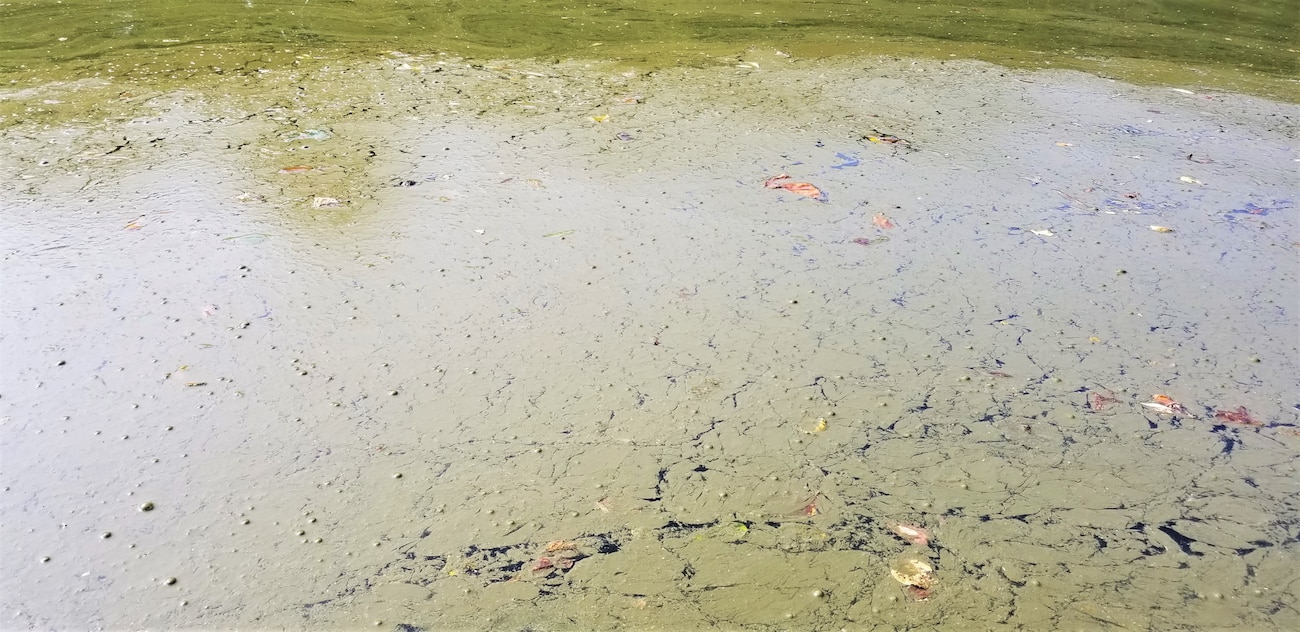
[1229, 199, 1293, 216]
[830, 152, 861, 169]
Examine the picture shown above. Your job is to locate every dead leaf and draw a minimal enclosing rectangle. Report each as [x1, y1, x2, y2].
[1213, 406, 1262, 427]
[763, 174, 823, 200]
[763, 173, 791, 189]
[872, 213, 895, 229]
[1087, 391, 1118, 411]
[780, 182, 823, 199]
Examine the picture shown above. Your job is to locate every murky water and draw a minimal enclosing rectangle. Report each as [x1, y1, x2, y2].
[2, 51, 1297, 629]
[2, 1, 1300, 630]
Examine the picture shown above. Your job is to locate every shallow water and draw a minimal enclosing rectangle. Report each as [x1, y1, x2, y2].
[1, 51, 1297, 629]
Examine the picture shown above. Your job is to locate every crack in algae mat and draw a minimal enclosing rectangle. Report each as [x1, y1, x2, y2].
[1, 53, 1299, 630]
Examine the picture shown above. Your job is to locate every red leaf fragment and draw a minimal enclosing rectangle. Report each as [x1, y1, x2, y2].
[781, 182, 823, 199]
[1087, 391, 1118, 412]
[763, 174, 824, 200]
[763, 173, 791, 189]
[905, 585, 932, 601]
[1213, 406, 1262, 427]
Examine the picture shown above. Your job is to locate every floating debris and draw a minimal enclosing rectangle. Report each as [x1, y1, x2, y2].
[222, 233, 270, 244]
[795, 492, 825, 517]
[1087, 390, 1118, 412]
[778, 182, 823, 199]
[1142, 394, 1192, 417]
[763, 173, 825, 201]
[905, 585, 933, 601]
[800, 418, 828, 434]
[890, 557, 937, 589]
[284, 129, 331, 142]
[1213, 406, 1262, 427]
[1229, 200, 1292, 216]
[830, 152, 860, 169]
[888, 523, 931, 546]
[519, 540, 588, 580]
[544, 540, 580, 553]
[863, 130, 910, 145]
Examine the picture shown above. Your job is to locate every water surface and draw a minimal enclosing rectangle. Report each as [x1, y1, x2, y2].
[2, 53, 1297, 629]
[2, 2, 1299, 630]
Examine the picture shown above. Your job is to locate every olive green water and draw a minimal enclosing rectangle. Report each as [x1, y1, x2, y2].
[0, 0, 1297, 99]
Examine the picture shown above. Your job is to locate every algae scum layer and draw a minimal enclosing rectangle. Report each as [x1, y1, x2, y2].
[2, 2, 1299, 631]
[0, 0, 1297, 99]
